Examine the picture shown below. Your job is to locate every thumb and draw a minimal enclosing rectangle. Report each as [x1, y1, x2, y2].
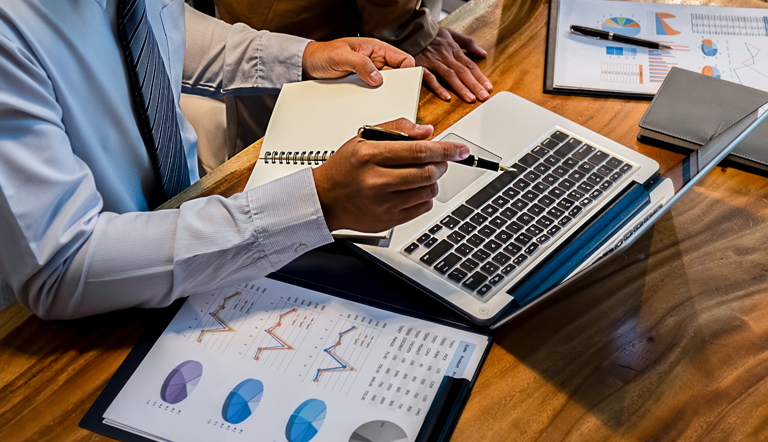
[345, 51, 383, 86]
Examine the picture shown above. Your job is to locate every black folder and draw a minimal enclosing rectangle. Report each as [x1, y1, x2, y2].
[80, 242, 493, 442]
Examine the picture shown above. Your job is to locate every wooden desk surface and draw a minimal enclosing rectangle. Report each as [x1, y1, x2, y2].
[3, 0, 768, 441]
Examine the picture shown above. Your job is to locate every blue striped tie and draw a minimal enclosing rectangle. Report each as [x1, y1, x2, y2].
[118, 0, 191, 200]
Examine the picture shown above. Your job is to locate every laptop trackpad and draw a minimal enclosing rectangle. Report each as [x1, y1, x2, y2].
[435, 133, 502, 203]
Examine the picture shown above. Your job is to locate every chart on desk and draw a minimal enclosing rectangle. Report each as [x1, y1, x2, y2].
[103, 278, 489, 442]
[555, 0, 768, 94]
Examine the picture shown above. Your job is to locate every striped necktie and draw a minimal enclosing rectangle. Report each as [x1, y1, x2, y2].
[118, 0, 190, 200]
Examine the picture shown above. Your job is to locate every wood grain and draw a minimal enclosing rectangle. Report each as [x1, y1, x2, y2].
[3, 0, 768, 441]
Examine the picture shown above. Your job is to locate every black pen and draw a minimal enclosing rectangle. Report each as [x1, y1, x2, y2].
[357, 125, 515, 173]
[570, 25, 672, 50]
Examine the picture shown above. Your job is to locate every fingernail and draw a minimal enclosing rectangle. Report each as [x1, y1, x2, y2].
[441, 92, 451, 101]
[484, 81, 493, 91]
[370, 70, 382, 82]
[417, 124, 434, 134]
[457, 146, 470, 159]
[479, 90, 490, 101]
[466, 93, 476, 102]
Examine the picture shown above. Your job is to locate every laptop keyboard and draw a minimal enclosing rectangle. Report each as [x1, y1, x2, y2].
[401, 129, 635, 300]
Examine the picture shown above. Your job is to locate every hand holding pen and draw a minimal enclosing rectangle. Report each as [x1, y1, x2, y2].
[312, 118, 471, 233]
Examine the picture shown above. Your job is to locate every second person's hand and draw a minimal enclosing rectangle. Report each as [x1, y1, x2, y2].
[312, 118, 469, 233]
[302, 38, 415, 87]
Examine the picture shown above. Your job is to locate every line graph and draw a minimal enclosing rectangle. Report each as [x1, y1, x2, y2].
[304, 317, 380, 394]
[313, 326, 358, 382]
[196, 292, 242, 342]
[732, 42, 768, 86]
[254, 307, 298, 360]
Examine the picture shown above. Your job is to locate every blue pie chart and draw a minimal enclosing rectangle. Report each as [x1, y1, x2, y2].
[701, 39, 718, 56]
[285, 399, 327, 442]
[222, 379, 264, 424]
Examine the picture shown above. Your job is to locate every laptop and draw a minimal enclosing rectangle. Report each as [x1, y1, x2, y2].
[351, 92, 768, 328]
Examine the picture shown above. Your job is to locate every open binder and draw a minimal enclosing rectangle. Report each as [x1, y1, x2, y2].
[80, 243, 493, 442]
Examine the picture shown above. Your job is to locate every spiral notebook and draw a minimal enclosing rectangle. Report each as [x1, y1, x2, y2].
[244, 67, 424, 239]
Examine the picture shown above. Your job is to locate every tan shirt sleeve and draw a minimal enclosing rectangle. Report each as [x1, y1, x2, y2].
[355, 0, 441, 55]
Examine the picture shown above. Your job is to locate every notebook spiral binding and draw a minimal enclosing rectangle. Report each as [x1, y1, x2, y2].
[263, 151, 336, 165]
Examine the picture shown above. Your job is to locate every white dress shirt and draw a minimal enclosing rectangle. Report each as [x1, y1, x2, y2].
[0, 0, 333, 319]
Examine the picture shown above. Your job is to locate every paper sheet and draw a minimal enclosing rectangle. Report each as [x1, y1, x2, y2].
[555, 0, 768, 94]
[103, 278, 488, 442]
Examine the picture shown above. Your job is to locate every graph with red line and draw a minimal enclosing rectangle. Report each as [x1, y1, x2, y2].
[246, 299, 323, 371]
[195, 292, 242, 342]
[254, 307, 299, 360]
[313, 326, 358, 382]
[304, 318, 380, 394]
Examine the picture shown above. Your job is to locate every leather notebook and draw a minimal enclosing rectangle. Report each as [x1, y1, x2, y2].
[638, 67, 768, 175]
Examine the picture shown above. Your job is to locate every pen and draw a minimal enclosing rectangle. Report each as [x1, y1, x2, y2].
[570, 25, 673, 50]
[357, 125, 516, 173]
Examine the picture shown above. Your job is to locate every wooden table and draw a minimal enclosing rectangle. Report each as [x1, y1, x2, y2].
[3, 0, 768, 440]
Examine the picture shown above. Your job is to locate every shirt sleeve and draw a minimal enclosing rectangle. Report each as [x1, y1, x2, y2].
[182, 4, 311, 97]
[356, 0, 441, 55]
[0, 32, 333, 320]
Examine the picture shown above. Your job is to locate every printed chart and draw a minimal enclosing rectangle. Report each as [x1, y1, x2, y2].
[361, 325, 477, 418]
[249, 300, 323, 372]
[286, 399, 327, 442]
[305, 316, 381, 394]
[103, 278, 488, 442]
[601, 17, 641, 36]
[349, 420, 408, 442]
[221, 379, 264, 424]
[184, 286, 261, 353]
[555, 0, 768, 94]
[160, 360, 203, 404]
[701, 39, 718, 56]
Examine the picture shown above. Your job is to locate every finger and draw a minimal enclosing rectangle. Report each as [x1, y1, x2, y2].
[372, 118, 434, 139]
[354, 38, 416, 70]
[445, 52, 490, 101]
[371, 140, 469, 166]
[344, 51, 384, 86]
[422, 68, 451, 101]
[448, 28, 488, 58]
[434, 61, 476, 103]
[389, 182, 440, 208]
[396, 200, 434, 225]
[376, 162, 449, 191]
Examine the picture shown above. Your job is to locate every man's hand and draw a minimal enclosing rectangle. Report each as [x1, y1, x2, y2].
[415, 27, 492, 103]
[312, 118, 469, 233]
[303, 38, 415, 87]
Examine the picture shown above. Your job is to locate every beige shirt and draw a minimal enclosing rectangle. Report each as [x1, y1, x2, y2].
[216, 0, 441, 55]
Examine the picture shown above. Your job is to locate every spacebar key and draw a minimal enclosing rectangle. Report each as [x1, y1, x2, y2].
[420, 240, 454, 266]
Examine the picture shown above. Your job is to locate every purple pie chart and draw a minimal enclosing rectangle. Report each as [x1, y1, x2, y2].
[160, 360, 203, 404]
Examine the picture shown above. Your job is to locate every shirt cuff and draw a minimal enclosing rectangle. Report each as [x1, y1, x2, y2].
[245, 167, 333, 272]
[255, 32, 310, 91]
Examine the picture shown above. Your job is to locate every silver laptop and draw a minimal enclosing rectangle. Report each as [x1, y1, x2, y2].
[352, 92, 768, 328]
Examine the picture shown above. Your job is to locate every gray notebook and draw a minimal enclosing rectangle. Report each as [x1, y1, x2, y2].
[638, 67, 768, 174]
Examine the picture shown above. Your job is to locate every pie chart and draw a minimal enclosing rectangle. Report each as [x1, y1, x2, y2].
[160, 360, 203, 404]
[221, 379, 264, 424]
[701, 39, 718, 56]
[702, 65, 721, 79]
[349, 421, 409, 442]
[601, 17, 642, 37]
[285, 399, 327, 442]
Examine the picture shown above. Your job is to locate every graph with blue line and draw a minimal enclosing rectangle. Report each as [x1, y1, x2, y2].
[305, 318, 379, 393]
